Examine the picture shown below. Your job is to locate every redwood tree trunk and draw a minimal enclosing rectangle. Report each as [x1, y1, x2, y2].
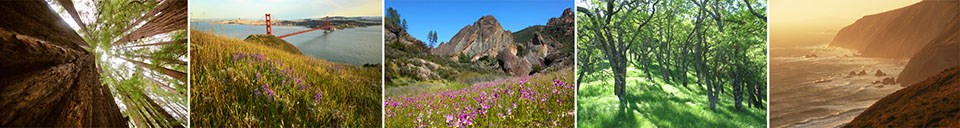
[113, 0, 187, 46]
[0, 1, 125, 127]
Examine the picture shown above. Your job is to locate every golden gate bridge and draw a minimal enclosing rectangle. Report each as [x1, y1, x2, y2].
[264, 13, 333, 38]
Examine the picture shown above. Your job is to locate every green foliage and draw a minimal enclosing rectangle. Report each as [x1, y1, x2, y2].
[386, 7, 401, 27]
[402, 19, 409, 30]
[76, 0, 188, 127]
[577, 0, 768, 127]
[458, 54, 472, 63]
[512, 25, 545, 44]
[428, 30, 438, 48]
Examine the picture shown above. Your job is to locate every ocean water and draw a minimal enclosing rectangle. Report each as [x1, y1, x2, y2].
[770, 44, 907, 128]
[191, 22, 382, 66]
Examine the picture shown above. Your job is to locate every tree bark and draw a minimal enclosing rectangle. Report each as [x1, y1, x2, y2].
[56, 0, 88, 33]
[123, 39, 186, 49]
[113, 0, 186, 46]
[120, 56, 187, 81]
[0, 1, 125, 126]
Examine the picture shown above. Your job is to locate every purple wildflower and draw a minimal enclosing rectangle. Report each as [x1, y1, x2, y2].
[416, 113, 422, 124]
[445, 114, 454, 123]
[262, 84, 274, 99]
[314, 91, 323, 103]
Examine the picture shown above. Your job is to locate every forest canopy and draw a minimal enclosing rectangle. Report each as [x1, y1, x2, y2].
[576, 0, 768, 111]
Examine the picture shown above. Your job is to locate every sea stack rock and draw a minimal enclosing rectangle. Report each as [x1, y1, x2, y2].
[874, 69, 886, 76]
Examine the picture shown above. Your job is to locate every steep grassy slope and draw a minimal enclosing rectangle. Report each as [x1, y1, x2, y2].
[846, 66, 960, 127]
[190, 30, 381, 127]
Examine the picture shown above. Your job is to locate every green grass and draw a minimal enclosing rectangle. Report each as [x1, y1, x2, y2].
[577, 67, 767, 128]
[190, 30, 381, 127]
[242, 34, 302, 55]
[384, 40, 506, 87]
[385, 68, 575, 127]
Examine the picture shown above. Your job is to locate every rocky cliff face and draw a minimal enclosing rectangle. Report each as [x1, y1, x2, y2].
[845, 66, 960, 127]
[898, 16, 960, 86]
[0, 1, 125, 126]
[384, 21, 427, 50]
[431, 15, 515, 61]
[829, 0, 959, 58]
[515, 8, 576, 75]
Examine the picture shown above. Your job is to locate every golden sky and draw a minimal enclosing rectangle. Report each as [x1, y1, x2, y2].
[770, 0, 921, 45]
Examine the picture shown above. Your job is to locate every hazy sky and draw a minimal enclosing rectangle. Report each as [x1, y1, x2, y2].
[771, 0, 920, 32]
[387, 0, 573, 47]
[191, 0, 382, 20]
[770, 0, 920, 46]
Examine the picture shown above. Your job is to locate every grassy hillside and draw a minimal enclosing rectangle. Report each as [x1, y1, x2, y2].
[242, 34, 303, 55]
[385, 40, 506, 87]
[190, 30, 381, 127]
[512, 25, 545, 44]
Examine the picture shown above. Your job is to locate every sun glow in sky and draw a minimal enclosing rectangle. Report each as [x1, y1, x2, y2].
[190, 0, 383, 20]
[770, 0, 920, 46]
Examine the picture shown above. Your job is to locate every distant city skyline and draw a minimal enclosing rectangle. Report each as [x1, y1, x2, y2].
[190, 0, 382, 20]
[386, 0, 573, 47]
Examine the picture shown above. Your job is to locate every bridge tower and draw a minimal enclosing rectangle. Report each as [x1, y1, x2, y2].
[265, 13, 272, 35]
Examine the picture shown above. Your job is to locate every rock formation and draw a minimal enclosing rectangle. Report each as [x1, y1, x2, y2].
[829, 0, 959, 58]
[497, 46, 531, 76]
[431, 8, 574, 76]
[846, 66, 960, 127]
[403, 58, 442, 80]
[0, 1, 125, 126]
[384, 20, 427, 50]
[874, 69, 886, 76]
[897, 15, 960, 86]
[515, 8, 576, 74]
[432, 15, 515, 61]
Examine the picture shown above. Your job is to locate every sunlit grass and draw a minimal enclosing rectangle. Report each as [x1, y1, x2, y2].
[189, 30, 381, 127]
[578, 67, 767, 128]
[385, 68, 575, 127]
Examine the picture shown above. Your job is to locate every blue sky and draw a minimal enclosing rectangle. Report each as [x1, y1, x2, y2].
[386, 0, 573, 46]
[191, 0, 382, 20]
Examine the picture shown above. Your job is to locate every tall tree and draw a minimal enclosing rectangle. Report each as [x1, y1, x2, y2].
[112, 0, 187, 46]
[578, 0, 660, 103]
[0, 1, 125, 126]
[386, 7, 401, 26]
[578, 0, 767, 112]
[427, 31, 438, 48]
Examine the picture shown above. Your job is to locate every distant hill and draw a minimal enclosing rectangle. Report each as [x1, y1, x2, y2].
[829, 0, 958, 58]
[243, 34, 303, 55]
[898, 16, 959, 86]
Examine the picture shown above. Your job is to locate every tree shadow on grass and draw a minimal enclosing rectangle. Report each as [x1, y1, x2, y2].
[617, 85, 765, 128]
